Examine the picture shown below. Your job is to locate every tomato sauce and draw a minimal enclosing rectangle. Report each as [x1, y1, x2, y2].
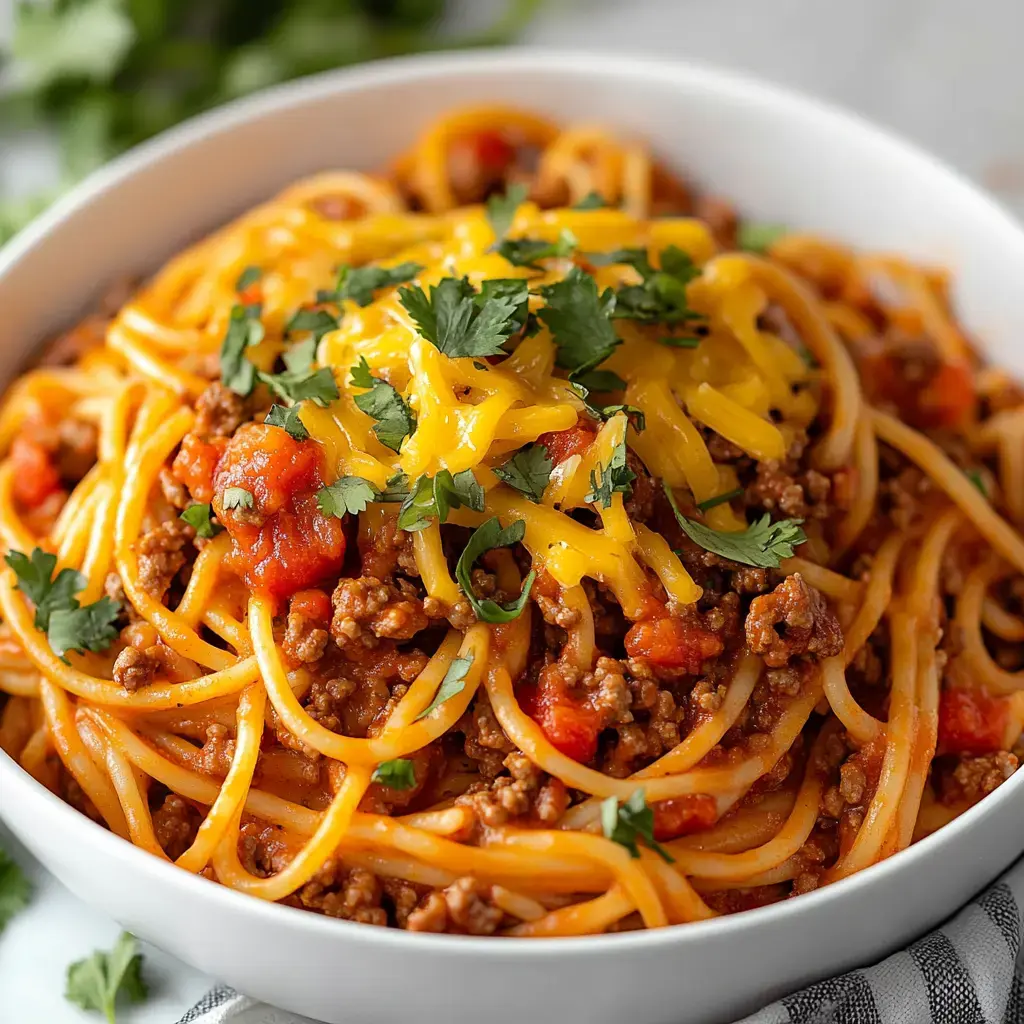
[624, 615, 724, 673]
[9, 436, 61, 509]
[537, 421, 599, 465]
[172, 433, 228, 504]
[652, 794, 719, 842]
[937, 688, 1009, 755]
[520, 663, 604, 764]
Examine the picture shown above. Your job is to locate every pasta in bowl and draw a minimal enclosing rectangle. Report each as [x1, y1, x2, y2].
[0, 52, 1022, 1024]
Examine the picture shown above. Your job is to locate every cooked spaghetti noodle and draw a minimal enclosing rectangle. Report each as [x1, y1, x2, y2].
[0, 106, 1021, 935]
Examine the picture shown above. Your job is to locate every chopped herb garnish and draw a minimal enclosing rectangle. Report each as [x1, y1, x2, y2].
[966, 469, 988, 498]
[219, 303, 264, 396]
[493, 444, 553, 503]
[658, 335, 701, 349]
[378, 472, 411, 503]
[371, 759, 417, 791]
[397, 469, 484, 532]
[258, 344, 338, 407]
[601, 790, 674, 863]
[455, 517, 535, 624]
[486, 182, 528, 242]
[496, 228, 577, 269]
[221, 487, 253, 511]
[585, 440, 636, 508]
[264, 403, 309, 441]
[573, 191, 607, 210]
[235, 266, 262, 293]
[477, 277, 530, 332]
[350, 356, 416, 453]
[180, 503, 223, 539]
[696, 488, 743, 513]
[738, 222, 786, 254]
[539, 266, 620, 376]
[663, 481, 805, 568]
[284, 308, 339, 342]
[322, 262, 423, 307]
[0, 845, 32, 934]
[569, 382, 646, 431]
[399, 276, 523, 359]
[415, 653, 474, 720]
[607, 245, 702, 325]
[571, 368, 626, 392]
[48, 601, 121, 663]
[316, 476, 379, 518]
[65, 932, 148, 1024]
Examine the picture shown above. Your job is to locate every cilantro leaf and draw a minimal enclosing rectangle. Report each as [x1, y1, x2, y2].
[65, 931, 148, 1024]
[399, 277, 521, 359]
[258, 349, 339, 407]
[477, 278, 530, 333]
[455, 518, 535, 624]
[585, 440, 636, 508]
[601, 790, 674, 863]
[493, 445, 552, 503]
[350, 357, 416, 453]
[221, 487, 253, 511]
[607, 245, 702, 325]
[48, 598, 120, 661]
[415, 653, 474, 720]
[379, 472, 411, 503]
[372, 759, 417, 790]
[284, 308, 339, 342]
[573, 191, 607, 210]
[486, 182, 528, 242]
[180, 503, 222, 539]
[0, 846, 32, 934]
[235, 266, 262, 293]
[738, 222, 787, 254]
[568, 382, 646, 432]
[397, 469, 484, 532]
[571, 368, 626, 392]
[496, 228, 577, 269]
[966, 469, 988, 498]
[219, 304, 264, 396]
[696, 488, 743, 513]
[539, 267, 621, 376]
[317, 476, 379, 518]
[662, 481, 806, 568]
[323, 262, 423, 307]
[264, 404, 309, 441]
[5, 548, 84, 630]
[658, 334, 702, 349]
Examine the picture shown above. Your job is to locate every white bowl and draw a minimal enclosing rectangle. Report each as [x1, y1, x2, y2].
[1, 50, 1023, 1024]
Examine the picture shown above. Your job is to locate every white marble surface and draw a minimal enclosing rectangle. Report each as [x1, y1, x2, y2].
[2, 1, 1024, 1021]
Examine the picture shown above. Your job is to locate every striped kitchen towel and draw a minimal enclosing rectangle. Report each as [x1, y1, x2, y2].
[177, 857, 1024, 1024]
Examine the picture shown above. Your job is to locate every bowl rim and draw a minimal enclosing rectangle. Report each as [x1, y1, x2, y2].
[1, 46, 1022, 958]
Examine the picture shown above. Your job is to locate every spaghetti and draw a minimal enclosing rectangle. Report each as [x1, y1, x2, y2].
[0, 105, 1021, 936]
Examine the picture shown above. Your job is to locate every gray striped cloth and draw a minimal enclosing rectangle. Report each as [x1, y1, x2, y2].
[177, 858, 1024, 1024]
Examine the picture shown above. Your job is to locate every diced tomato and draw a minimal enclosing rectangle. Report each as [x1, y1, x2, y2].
[465, 130, 515, 173]
[937, 688, 1009, 755]
[917, 360, 976, 429]
[172, 433, 228, 503]
[213, 423, 346, 600]
[9, 436, 61, 509]
[537, 421, 599, 465]
[652, 794, 719, 842]
[290, 588, 332, 625]
[624, 615, 723, 672]
[520, 665, 604, 764]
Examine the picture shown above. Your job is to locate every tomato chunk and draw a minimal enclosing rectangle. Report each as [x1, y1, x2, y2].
[537, 421, 599, 466]
[290, 588, 332, 625]
[465, 130, 515, 173]
[917, 360, 976, 429]
[652, 794, 719, 841]
[9, 436, 61, 509]
[172, 433, 228, 503]
[520, 664, 604, 764]
[624, 616, 723, 673]
[213, 423, 346, 600]
[937, 688, 1009, 755]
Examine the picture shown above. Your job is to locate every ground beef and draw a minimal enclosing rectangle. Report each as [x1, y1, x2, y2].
[158, 466, 190, 510]
[55, 418, 98, 482]
[331, 576, 429, 649]
[696, 195, 738, 249]
[197, 723, 235, 776]
[457, 750, 569, 828]
[624, 451, 656, 522]
[747, 460, 831, 520]
[136, 519, 194, 599]
[460, 692, 515, 780]
[112, 645, 159, 691]
[282, 611, 329, 664]
[111, 641, 199, 690]
[238, 822, 297, 878]
[939, 752, 1018, 805]
[294, 860, 388, 925]
[194, 381, 248, 439]
[151, 792, 201, 859]
[406, 877, 503, 935]
[745, 574, 843, 667]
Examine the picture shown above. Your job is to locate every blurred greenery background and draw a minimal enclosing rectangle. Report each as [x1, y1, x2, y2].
[0, 0, 550, 244]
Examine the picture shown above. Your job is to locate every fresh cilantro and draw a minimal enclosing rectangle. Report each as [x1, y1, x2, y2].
[486, 182, 528, 242]
[606, 245, 702, 325]
[322, 262, 423, 307]
[0, 846, 32, 934]
[378, 472, 411, 503]
[264, 403, 309, 441]
[539, 267, 620, 376]
[663, 481, 806, 568]
[284, 308, 339, 342]
[966, 469, 988, 498]
[455, 518, 535, 624]
[258, 342, 339, 407]
[316, 476, 379, 518]
[219, 303, 264, 396]
[399, 276, 522, 359]
[350, 356, 416, 453]
[371, 759, 417, 791]
[568, 382, 646, 431]
[571, 368, 626, 392]
[415, 653, 474, 720]
[585, 440, 636, 508]
[221, 487, 253, 511]
[738, 222, 786, 254]
[179, 503, 223, 539]
[397, 469, 484, 532]
[48, 599, 121, 662]
[658, 335, 701, 349]
[235, 266, 262, 293]
[496, 228, 577, 269]
[601, 790, 674, 863]
[493, 445, 553, 503]
[697, 488, 743, 513]
[5, 548, 84, 630]
[573, 191, 607, 210]
[65, 931, 148, 1024]
[477, 278, 530, 333]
